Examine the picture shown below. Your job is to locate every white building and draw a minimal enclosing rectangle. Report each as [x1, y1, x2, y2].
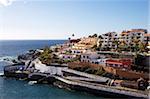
[80, 51, 108, 65]
[58, 54, 76, 60]
[80, 51, 99, 63]
[98, 32, 118, 50]
[120, 29, 148, 46]
[90, 58, 108, 66]
[71, 49, 86, 55]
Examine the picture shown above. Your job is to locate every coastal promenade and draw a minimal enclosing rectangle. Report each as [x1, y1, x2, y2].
[54, 76, 148, 98]
[62, 68, 110, 82]
[3, 59, 149, 99]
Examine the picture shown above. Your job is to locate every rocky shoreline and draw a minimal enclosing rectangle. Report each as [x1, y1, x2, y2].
[3, 62, 148, 99]
[0, 47, 149, 99]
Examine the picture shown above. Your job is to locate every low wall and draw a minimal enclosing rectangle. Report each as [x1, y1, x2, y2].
[54, 76, 148, 98]
[68, 62, 104, 69]
[104, 67, 149, 80]
[69, 62, 149, 80]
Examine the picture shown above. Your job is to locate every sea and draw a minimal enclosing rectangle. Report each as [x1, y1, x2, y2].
[0, 40, 104, 99]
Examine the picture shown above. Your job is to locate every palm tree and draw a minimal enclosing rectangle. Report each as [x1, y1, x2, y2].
[98, 35, 103, 39]
[97, 35, 103, 51]
[131, 38, 141, 65]
[118, 40, 129, 53]
[68, 37, 71, 47]
[92, 44, 97, 51]
[138, 41, 145, 53]
[112, 39, 120, 52]
[92, 34, 98, 38]
[132, 37, 140, 53]
[89, 35, 92, 38]
[68, 37, 71, 41]
[72, 34, 75, 37]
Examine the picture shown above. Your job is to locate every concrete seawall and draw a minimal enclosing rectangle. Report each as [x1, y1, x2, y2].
[54, 76, 148, 98]
[3, 65, 149, 99]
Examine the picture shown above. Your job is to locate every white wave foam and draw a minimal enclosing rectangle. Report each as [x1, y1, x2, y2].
[0, 56, 17, 62]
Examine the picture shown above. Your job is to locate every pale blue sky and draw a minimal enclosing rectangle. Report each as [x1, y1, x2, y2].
[0, 0, 149, 40]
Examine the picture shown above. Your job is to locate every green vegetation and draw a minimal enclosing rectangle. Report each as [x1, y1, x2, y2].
[89, 33, 98, 38]
[65, 50, 72, 54]
[54, 47, 59, 52]
[95, 67, 106, 76]
[88, 33, 148, 53]
[91, 44, 98, 51]
[112, 39, 120, 51]
[39, 46, 53, 65]
[74, 66, 106, 76]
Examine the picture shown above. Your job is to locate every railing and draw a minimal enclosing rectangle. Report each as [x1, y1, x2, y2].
[62, 68, 110, 82]
[28, 72, 50, 78]
[64, 76, 108, 83]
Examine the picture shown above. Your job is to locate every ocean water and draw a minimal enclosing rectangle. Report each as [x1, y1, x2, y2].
[0, 40, 104, 99]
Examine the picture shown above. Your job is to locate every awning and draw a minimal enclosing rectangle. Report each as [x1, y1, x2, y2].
[106, 61, 123, 65]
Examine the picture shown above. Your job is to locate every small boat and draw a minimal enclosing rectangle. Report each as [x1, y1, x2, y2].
[28, 81, 37, 85]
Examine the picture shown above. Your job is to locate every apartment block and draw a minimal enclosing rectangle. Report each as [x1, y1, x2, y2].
[120, 29, 148, 46]
[98, 32, 118, 50]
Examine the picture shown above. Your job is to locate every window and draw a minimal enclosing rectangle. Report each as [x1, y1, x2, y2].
[138, 33, 141, 35]
[110, 64, 113, 66]
[87, 56, 89, 59]
[124, 65, 128, 67]
[83, 56, 85, 58]
[137, 37, 140, 39]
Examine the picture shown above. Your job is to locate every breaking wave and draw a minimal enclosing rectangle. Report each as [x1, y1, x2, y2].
[0, 56, 17, 63]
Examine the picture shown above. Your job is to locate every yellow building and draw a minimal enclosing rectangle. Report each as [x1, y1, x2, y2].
[72, 37, 98, 50]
